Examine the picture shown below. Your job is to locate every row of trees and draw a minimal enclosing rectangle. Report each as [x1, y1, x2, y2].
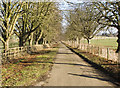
[0, 1, 62, 51]
[65, 4, 104, 44]
[64, 2, 120, 53]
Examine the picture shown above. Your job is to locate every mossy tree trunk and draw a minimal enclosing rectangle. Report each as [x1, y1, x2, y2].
[3, 39, 9, 52]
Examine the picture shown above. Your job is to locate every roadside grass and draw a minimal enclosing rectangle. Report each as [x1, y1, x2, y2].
[81, 38, 117, 50]
[2, 48, 58, 86]
[64, 43, 120, 84]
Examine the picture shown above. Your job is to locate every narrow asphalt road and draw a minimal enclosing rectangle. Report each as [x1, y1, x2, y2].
[36, 43, 117, 86]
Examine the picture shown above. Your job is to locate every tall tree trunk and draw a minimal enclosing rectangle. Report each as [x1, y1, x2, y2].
[43, 38, 46, 44]
[3, 39, 10, 62]
[35, 30, 43, 45]
[73, 40, 75, 47]
[42, 38, 47, 45]
[43, 38, 44, 44]
[116, 27, 120, 63]
[44, 39, 46, 44]
[72, 40, 74, 47]
[48, 40, 50, 44]
[19, 37, 24, 47]
[3, 39, 9, 52]
[116, 27, 120, 53]
[36, 41, 38, 45]
[87, 39, 90, 44]
[78, 38, 81, 44]
[76, 37, 79, 46]
[30, 33, 33, 46]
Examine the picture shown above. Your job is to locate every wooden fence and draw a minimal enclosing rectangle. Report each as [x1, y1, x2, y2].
[2, 46, 29, 60]
[0, 44, 50, 62]
[65, 41, 118, 62]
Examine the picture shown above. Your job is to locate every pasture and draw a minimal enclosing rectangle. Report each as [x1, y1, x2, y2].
[81, 36, 118, 50]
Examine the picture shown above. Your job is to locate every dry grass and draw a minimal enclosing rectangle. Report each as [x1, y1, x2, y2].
[2, 48, 58, 86]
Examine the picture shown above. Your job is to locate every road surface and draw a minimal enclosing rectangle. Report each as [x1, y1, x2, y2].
[36, 43, 117, 86]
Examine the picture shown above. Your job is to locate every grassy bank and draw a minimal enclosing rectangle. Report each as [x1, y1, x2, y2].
[2, 47, 58, 86]
[64, 43, 120, 85]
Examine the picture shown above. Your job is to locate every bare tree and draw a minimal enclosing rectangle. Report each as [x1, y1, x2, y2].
[14, 2, 51, 47]
[0, 1, 24, 51]
[64, 4, 102, 44]
[94, 2, 120, 52]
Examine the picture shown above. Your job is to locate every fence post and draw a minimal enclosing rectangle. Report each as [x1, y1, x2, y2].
[8, 49, 10, 58]
[93, 45, 94, 54]
[18, 47, 19, 57]
[101, 48, 102, 55]
[79, 44, 80, 49]
[118, 52, 120, 63]
[88, 45, 90, 53]
[87, 45, 89, 53]
[89, 45, 90, 53]
[14, 48, 15, 58]
[107, 48, 109, 60]
[98, 47, 100, 56]
[90, 45, 92, 53]
[84, 45, 85, 51]
[20, 47, 22, 57]
[87, 45, 89, 52]
[91, 45, 93, 54]
[79, 44, 81, 49]
[20, 47, 21, 58]
[72, 41, 73, 47]
[6, 50, 8, 58]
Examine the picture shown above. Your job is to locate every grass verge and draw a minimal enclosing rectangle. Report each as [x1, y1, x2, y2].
[64, 43, 120, 86]
[2, 47, 58, 86]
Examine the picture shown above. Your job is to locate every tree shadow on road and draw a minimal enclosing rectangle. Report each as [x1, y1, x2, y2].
[57, 52, 74, 54]
[21, 61, 91, 67]
[68, 73, 120, 86]
[53, 62, 91, 67]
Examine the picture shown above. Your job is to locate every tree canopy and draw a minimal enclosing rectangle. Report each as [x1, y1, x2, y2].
[0, 1, 62, 51]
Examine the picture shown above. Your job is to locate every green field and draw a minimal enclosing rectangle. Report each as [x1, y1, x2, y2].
[81, 38, 118, 50]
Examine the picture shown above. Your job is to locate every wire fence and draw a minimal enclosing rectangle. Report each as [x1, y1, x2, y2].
[65, 41, 118, 62]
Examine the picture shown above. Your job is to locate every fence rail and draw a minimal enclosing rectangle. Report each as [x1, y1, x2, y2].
[65, 41, 118, 62]
[0, 44, 51, 62]
[2, 46, 28, 59]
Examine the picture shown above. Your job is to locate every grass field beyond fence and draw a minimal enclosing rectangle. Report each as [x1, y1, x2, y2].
[81, 37, 117, 50]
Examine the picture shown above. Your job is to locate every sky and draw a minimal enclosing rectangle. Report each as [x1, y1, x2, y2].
[58, 0, 118, 34]
[58, 1, 72, 33]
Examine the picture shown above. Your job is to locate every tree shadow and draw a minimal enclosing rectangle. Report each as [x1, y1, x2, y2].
[21, 61, 91, 67]
[101, 64, 120, 65]
[65, 49, 72, 50]
[57, 52, 73, 54]
[67, 46, 120, 85]
[29, 50, 51, 55]
[59, 47, 65, 48]
[68, 73, 120, 86]
[54, 62, 91, 67]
